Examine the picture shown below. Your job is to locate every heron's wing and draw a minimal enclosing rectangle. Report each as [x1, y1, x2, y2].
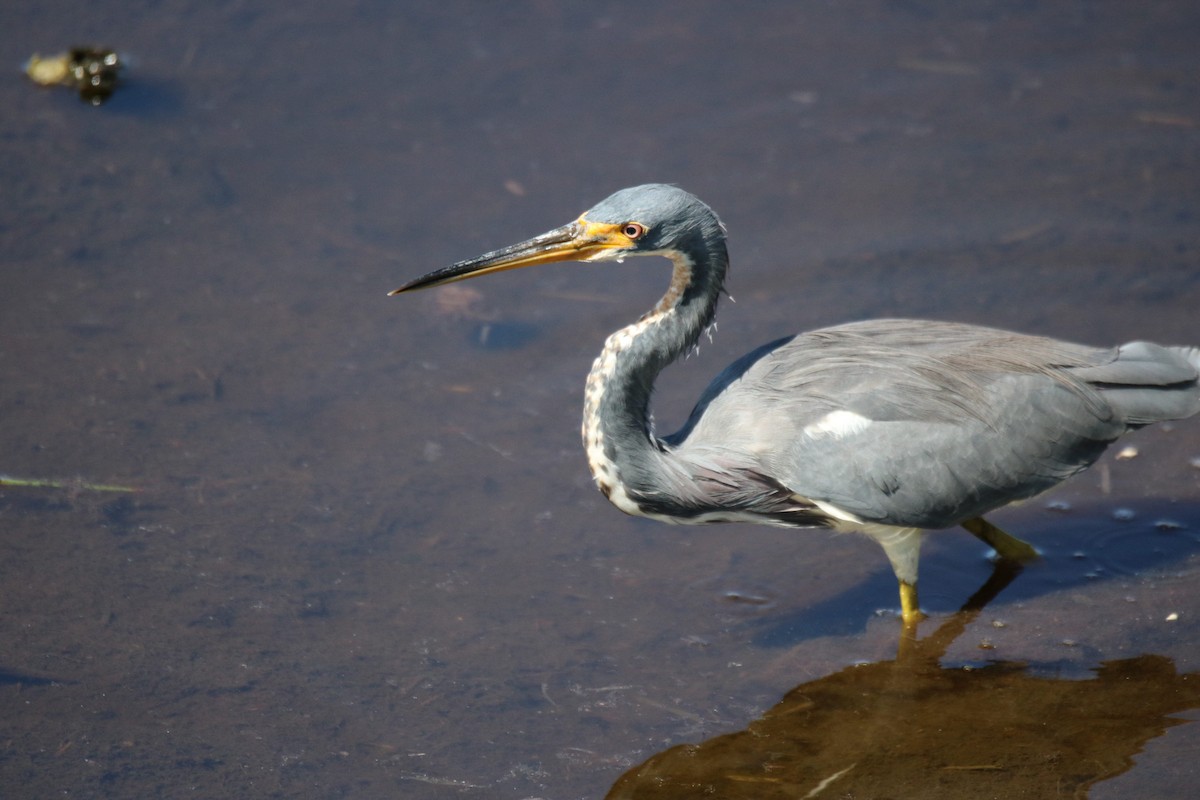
[673, 320, 1199, 529]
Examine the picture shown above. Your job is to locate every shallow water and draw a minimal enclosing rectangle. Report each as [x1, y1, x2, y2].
[2, 1, 1199, 797]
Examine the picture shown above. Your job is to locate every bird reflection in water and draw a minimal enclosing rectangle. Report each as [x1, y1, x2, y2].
[606, 568, 1200, 799]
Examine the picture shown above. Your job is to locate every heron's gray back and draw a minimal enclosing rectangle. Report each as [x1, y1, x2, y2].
[670, 320, 1200, 529]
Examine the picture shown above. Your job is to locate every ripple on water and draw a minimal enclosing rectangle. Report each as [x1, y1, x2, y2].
[1056, 510, 1199, 580]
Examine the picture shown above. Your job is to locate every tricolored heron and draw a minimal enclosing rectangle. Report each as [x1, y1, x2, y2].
[391, 184, 1200, 624]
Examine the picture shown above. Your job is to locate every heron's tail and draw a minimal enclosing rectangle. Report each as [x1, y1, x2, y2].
[1074, 342, 1200, 426]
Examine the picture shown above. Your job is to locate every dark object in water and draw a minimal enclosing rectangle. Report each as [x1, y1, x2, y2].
[26, 47, 123, 105]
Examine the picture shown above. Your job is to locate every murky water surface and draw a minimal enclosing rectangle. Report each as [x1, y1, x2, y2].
[2, 2, 1199, 797]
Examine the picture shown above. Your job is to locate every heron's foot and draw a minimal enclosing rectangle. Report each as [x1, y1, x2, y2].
[899, 579, 925, 626]
[962, 517, 1040, 563]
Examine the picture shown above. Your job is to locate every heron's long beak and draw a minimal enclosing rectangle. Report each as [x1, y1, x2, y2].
[389, 219, 635, 295]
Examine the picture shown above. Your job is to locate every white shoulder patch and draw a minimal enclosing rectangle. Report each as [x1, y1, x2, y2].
[802, 409, 873, 439]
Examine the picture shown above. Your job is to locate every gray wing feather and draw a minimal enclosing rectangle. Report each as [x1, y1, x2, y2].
[1068, 342, 1200, 424]
[673, 320, 1199, 529]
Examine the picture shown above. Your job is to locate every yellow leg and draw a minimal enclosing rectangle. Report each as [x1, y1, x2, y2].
[899, 579, 925, 625]
[961, 517, 1040, 563]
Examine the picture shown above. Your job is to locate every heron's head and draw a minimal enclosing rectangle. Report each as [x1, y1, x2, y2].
[390, 184, 725, 295]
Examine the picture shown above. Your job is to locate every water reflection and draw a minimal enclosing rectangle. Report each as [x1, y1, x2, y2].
[607, 568, 1200, 799]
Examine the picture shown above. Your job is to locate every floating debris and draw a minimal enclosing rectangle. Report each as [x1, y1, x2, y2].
[0, 473, 137, 493]
[720, 588, 775, 607]
[1111, 507, 1136, 522]
[25, 47, 123, 105]
[1114, 445, 1139, 461]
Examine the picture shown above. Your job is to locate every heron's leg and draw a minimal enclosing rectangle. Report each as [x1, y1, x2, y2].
[866, 527, 925, 624]
[898, 580, 921, 626]
[961, 517, 1040, 563]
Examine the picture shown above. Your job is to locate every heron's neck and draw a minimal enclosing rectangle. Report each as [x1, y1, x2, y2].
[582, 250, 725, 512]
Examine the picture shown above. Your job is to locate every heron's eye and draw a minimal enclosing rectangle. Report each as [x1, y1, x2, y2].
[622, 222, 646, 240]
